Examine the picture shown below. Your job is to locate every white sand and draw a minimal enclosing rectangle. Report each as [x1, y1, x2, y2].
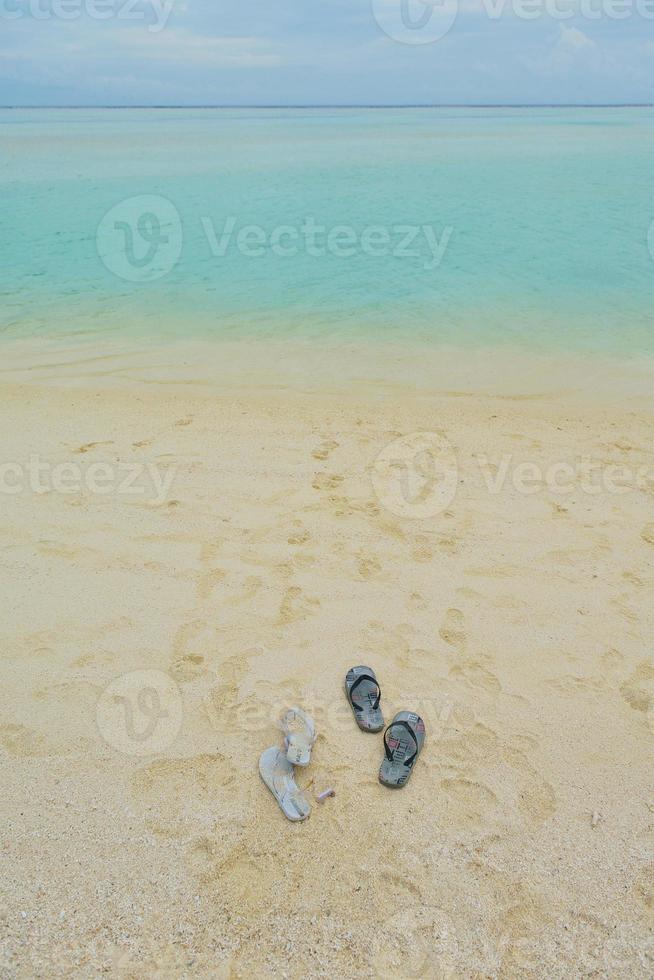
[1, 339, 653, 977]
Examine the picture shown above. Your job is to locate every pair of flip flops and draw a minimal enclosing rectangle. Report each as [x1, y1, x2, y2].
[259, 708, 316, 822]
[345, 666, 426, 789]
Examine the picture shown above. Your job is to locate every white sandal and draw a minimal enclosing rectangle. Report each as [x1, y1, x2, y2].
[259, 746, 311, 822]
[279, 706, 316, 767]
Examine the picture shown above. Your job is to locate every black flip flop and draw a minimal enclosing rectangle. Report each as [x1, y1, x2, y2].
[344, 665, 384, 733]
[379, 711, 425, 788]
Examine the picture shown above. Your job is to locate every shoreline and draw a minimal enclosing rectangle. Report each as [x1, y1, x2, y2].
[2, 333, 654, 401]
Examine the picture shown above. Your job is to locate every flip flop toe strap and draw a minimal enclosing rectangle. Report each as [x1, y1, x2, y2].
[348, 673, 382, 711]
[384, 721, 420, 768]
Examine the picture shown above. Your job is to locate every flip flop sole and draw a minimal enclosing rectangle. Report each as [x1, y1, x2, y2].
[259, 747, 311, 822]
[345, 666, 384, 732]
[379, 759, 414, 788]
[379, 712, 425, 789]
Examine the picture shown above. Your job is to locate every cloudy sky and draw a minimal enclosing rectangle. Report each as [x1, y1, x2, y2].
[1, 0, 653, 106]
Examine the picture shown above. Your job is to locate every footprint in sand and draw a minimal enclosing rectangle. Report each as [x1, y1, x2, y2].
[601, 648, 624, 671]
[641, 524, 654, 547]
[610, 593, 639, 624]
[197, 541, 226, 600]
[311, 439, 339, 461]
[226, 576, 263, 606]
[379, 870, 423, 901]
[440, 777, 499, 829]
[612, 438, 636, 453]
[546, 675, 603, 695]
[130, 755, 233, 836]
[0, 721, 89, 758]
[278, 586, 320, 624]
[467, 564, 519, 579]
[362, 621, 415, 669]
[377, 905, 459, 978]
[0, 723, 48, 757]
[287, 526, 311, 546]
[439, 722, 499, 767]
[329, 496, 380, 520]
[170, 621, 213, 682]
[435, 533, 460, 556]
[620, 663, 654, 732]
[312, 472, 344, 492]
[186, 836, 217, 878]
[450, 659, 501, 693]
[633, 863, 654, 912]
[72, 441, 114, 454]
[190, 830, 294, 919]
[412, 531, 463, 561]
[439, 608, 466, 650]
[517, 775, 557, 824]
[494, 888, 553, 974]
[37, 539, 82, 560]
[357, 556, 383, 580]
[204, 651, 263, 731]
[411, 535, 434, 563]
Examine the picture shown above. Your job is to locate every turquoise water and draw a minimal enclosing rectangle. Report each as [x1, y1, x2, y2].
[2, 106, 654, 353]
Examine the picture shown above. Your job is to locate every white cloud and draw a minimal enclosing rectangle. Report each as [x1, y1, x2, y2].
[115, 28, 288, 67]
[0, 19, 294, 91]
[520, 23, 600, 75]
[558, 24, 594, 50]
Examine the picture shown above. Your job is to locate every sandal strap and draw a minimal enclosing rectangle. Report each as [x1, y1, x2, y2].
[348, 673, 381, 711]
[281, 707, 315, 743]
[384, 720, 419, 768]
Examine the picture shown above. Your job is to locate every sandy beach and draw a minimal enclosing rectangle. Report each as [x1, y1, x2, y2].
[1, 340, 653, 977]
